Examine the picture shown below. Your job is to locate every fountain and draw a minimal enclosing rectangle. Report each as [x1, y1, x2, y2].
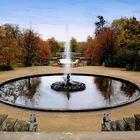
[51, 26, 86, 92]
[51, 74, 86, 91]
[0, 26, 140, 111]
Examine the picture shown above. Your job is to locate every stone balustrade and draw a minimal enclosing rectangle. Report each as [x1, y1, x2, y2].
[101, 114, 140, 131]
[0, 114, 37, 132]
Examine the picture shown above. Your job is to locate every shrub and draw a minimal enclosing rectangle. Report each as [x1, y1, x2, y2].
[113, 49, 130, 67]
[43, 59, 50, 66]
[104, 48, 140, 71]
[133, 66, 140, 71]
[133, 53, 140, 71]
[126, 64, 133, 70]
[104, 59, 113, 67]
[86, 60, 92, 66]
[0, 64, 13, 71]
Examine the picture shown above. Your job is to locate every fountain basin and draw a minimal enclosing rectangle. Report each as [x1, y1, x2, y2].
[0, 73, 140, 111]
[59, 59, 72, 65]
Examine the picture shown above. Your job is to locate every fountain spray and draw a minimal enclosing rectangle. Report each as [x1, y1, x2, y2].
[64, 25, 71, 75]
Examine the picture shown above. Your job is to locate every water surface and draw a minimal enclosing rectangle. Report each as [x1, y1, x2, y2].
[0, 75, 139, 110]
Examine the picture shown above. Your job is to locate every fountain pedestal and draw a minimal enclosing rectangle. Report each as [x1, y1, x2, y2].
[51, 74, 86, 92]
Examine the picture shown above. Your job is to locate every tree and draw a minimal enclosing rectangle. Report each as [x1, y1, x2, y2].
[119, 17, 140, 69]
[0, 24, 21, 65]
[85, 28, 118, 65]
[95, 16, 106, 36]
[111, 17, 128, 36]
[77, 41, 86, 54]
[38, 40, 51, 65]
[97, 27, 118, 65]
[70, 37, 78, 52]
[84, 36, 93, 64]
[47, 37, 60, 56]
[21, 29, 40, 66]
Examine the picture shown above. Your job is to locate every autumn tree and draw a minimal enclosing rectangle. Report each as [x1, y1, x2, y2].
[111, 17, 128, 36]
[119, 17, 140, 69]
[119, 17, 140, 49]
[85, 27, 118, 65]
[0, 24, 21, 65]
[20, 29, 40, 66]
[84, 36, 101, 65]
[84, 36, 93, 63]
[47, 37, 61, 56]
[37, 40, 51, 65]
[97, 27, 118, 65]
[75, 42, 86, 56]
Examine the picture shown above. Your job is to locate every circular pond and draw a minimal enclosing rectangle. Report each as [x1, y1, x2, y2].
[0, 74, 140, 111]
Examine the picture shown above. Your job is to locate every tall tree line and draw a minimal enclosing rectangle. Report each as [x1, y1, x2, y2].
[0, 24, 53, 66]
[85, 16, 140, 70]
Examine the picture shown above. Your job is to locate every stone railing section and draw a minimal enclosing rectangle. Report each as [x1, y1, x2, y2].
[0, 114, 37, 132]
[101, 114, 140, 131]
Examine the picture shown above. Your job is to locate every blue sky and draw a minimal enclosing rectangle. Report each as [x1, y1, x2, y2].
[0, 0, 140, 41]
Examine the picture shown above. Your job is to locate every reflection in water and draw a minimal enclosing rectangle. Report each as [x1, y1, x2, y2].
[0, 78, 40, 105]
[94, 77, 139, 106]
[121, 83, 136, 98]
[65, 91, 71, 100]
[22, 78, 40, 98]
[94, 77, 113, 103]
[0, 75, 139, 110]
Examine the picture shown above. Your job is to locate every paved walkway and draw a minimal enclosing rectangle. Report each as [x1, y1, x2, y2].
[0, 66, 140, 132]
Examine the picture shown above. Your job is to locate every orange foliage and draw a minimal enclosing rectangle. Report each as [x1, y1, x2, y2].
[85, 37, 103, 65]
[85, 28, 118, 65]
[38, 40, 51, 64]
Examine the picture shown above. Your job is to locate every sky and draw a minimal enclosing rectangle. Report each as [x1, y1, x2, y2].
[0, 0, 140, 41]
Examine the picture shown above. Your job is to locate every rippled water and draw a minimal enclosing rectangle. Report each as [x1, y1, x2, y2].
[0, 75, 139, 110]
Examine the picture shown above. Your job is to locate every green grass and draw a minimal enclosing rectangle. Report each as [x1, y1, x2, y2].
[11, 63, 25, 67]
